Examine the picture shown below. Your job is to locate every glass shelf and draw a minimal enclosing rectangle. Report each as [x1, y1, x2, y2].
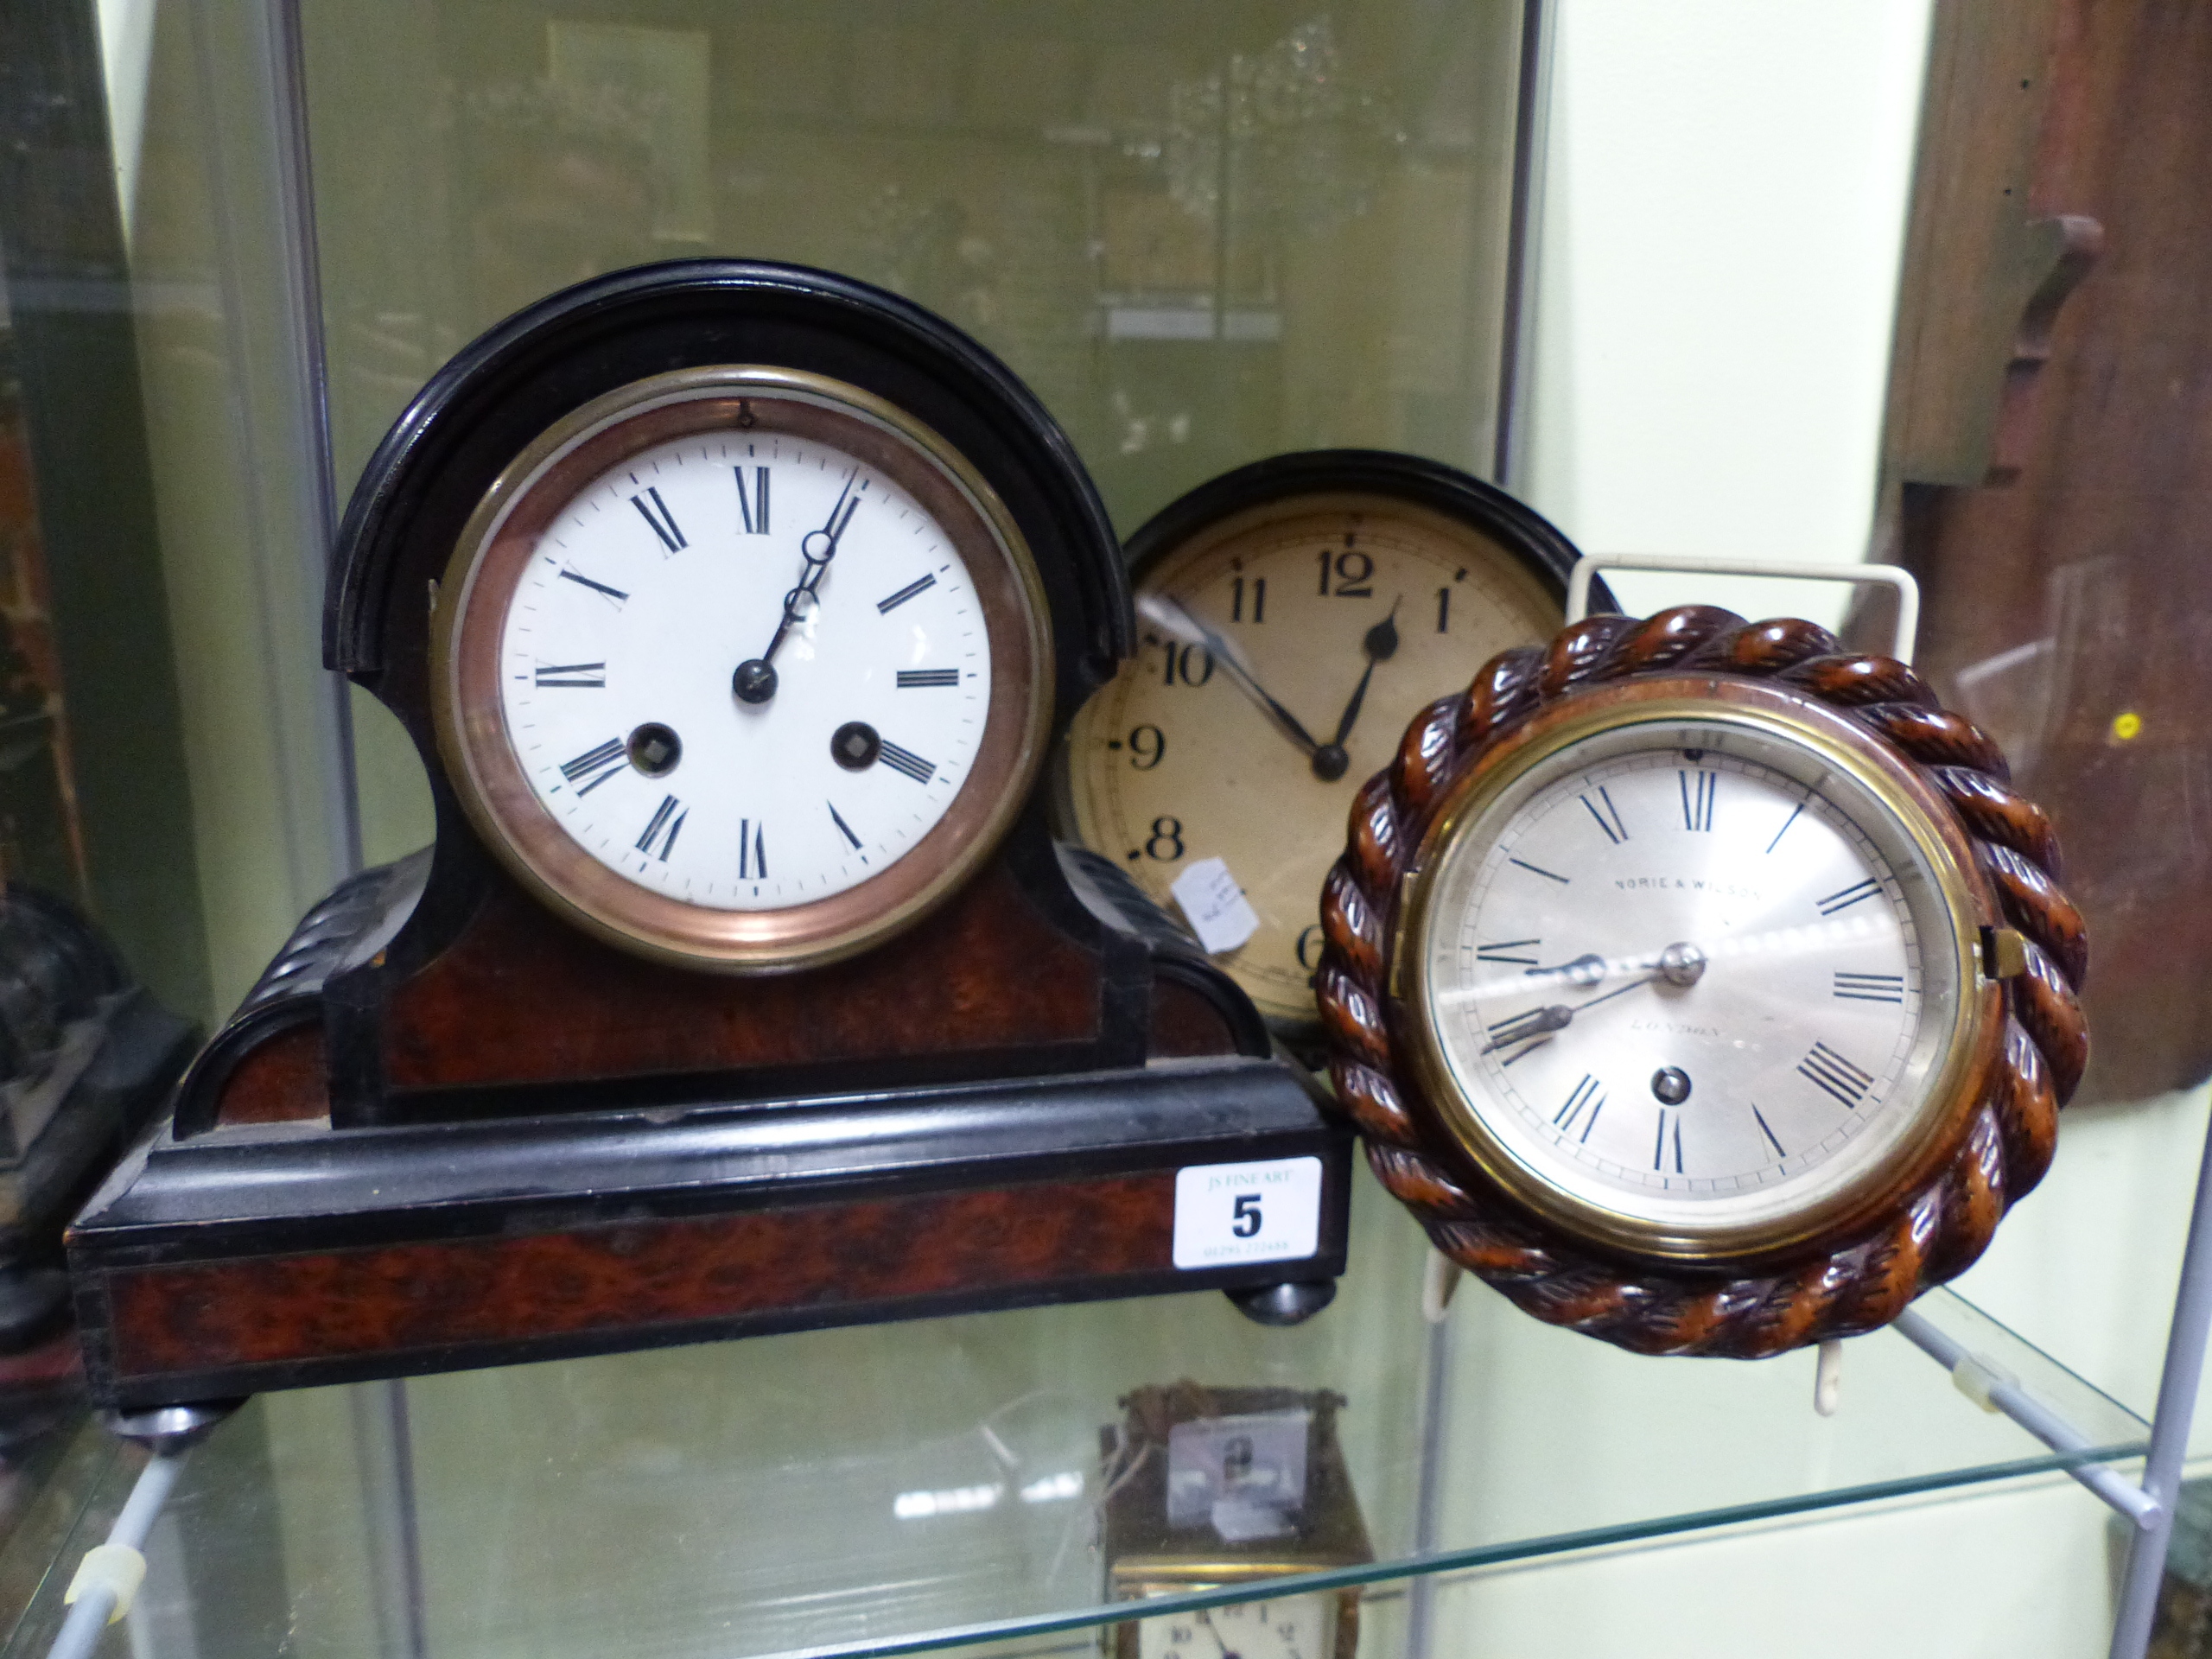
[0, 1169, 2149, 1659]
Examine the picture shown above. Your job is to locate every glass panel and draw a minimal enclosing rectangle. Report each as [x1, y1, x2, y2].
[0, 0, 355, 1022]
[0, 4, 213, 1019]
[0, 1175, 2150, 1659]
[304, 1, 1525, 526]
[298, 0, 1532, 864]
[0, 6, 2180, 1658]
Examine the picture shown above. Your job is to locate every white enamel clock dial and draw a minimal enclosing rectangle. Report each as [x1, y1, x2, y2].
[435, 369, 1051, 971]
[499, 428, 984, 906]
[1412, 711, 1972, 1253]
[1136, 1593, 1333, 1659]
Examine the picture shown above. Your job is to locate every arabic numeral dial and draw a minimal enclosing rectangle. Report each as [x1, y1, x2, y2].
[1137, 1595, 1335, 1659]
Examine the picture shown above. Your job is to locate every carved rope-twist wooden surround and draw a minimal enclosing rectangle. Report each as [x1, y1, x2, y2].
[1316, 606, 2089, 1357]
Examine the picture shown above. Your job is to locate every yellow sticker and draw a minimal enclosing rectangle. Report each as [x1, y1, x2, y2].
[2113, 710, 2144, 741]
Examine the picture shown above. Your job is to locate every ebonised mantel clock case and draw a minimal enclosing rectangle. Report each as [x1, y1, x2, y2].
[64, 262, 1351, 1410]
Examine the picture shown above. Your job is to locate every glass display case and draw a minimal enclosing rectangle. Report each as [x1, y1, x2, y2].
[0, 1, 2205, 1657]
[0, 1179, 2160, 1658]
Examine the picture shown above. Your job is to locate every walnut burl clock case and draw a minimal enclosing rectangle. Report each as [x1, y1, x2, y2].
[64, 263, 1351, 1410]
[1317, 606, 2088, 1358]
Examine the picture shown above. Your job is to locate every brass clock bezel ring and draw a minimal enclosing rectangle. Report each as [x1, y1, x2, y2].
[1315, 605, 2088, 1357]
[429, 365, 1055, 975]
[1395, 683, 1999, 1268]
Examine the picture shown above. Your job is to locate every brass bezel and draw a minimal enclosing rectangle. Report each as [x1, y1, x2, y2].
[1104, 1569, 1360, 1659]
[429, 365, 1055, 974]
[1392, 675, 2004, 1268]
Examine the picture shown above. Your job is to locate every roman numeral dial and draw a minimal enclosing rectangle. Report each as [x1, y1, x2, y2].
[631, 486, 685, 553]
[559, 738, 626, 795]
[1419, 721, 1945, 1235]
[482, 402, 1014, 930]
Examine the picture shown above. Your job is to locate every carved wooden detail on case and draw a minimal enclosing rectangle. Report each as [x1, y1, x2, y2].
[1892, 2, 2212, 1101]
[1316, 607, 2088, 1357]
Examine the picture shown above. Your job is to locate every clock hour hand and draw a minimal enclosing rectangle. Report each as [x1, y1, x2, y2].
[1311, 600, 1401, 782]
[735, 469, 861, 703]
[1481, 1002, 1571, 1054]
[1523, 951, 1608, 987]
[1478, 967, 1672, 1055]
[1137, 593, 1327, 762]
[1193, 1609, 1242, 1659]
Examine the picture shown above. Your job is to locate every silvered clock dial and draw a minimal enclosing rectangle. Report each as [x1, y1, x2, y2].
[1061, 453, 1581, 1037]
[1408, 705, 1965, 1258]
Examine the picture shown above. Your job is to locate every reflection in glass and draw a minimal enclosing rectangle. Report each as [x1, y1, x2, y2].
[304, 3, 1527, 535]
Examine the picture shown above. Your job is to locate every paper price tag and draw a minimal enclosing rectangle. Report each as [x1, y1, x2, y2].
[1169, 857, 1261, 955]
[1173, 1156, 1322, 1269]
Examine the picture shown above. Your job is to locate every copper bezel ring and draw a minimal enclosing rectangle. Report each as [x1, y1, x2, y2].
[430, 366, 1055, 974]
[1316, 607, 2089, 1357]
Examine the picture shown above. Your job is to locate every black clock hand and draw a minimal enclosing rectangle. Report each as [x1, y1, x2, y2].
[734, 469, 860, 703]
[1193, 1609, 1242, 1659]
[1481, 1002, 1572, 1054]
[1137, 594, 1326, 761]
[765, 467, 860, 660]
[1311, 600, 1401, 781]
[1478, 969, 1668, 1055]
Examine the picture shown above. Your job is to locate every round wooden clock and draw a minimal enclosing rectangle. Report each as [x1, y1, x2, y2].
[1317, 605, 2088, 1357]
[1059, 452, 1583, 1040]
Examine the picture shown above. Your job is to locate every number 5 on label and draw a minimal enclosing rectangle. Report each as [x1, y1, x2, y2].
[1172, 1157, 1322, 1269]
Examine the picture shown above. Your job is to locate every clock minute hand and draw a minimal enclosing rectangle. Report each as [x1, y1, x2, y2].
[1137, 594, 1325, 761]
[1192, 1609, 1242, 1659]
[735, 471, 861, 704]
[761, 467, 861, 663]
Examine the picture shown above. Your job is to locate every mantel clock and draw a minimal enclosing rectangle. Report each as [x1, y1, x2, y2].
[64, 263, 1351, 1409]
[1318, 604, 2088, 1357]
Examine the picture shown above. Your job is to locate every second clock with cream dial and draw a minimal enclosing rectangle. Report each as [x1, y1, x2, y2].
[1061, 453, 1583, 1038]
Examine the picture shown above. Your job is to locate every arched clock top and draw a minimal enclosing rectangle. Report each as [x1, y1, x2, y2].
[325, 259, 1131, 741]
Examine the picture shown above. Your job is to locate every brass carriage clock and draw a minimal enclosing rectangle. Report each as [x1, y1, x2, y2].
[1100, 1384, 1371, 1659]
